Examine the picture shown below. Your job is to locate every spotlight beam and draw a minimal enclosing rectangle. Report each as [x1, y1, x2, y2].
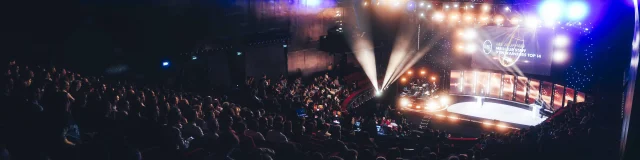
[382, 32, 448, 90]
[382, 21, 419, 90]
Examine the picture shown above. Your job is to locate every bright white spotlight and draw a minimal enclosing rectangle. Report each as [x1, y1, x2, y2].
[431, 76, 436, 81]
[401, 98, 410, 106]
[420, 70, 426, 75]
[504, 6, 510, 11]
[539, 0, 564, 26]
[433, 12, 445, 21]
[420, 2, 424, 7]
[426, 101, 438, 110]
[464, 29, 477, 40]
[567, 1, 588, 21]
[376, 91, 382, 97]
[465, 44, 477, 53]
[407, 71, 413, 75]
[510, 17, 521, 25]
[554, 35, 570, 47]
[483, 5, 490, 12]
[553, 51, 568, 62]
[420, 13, 425, 17]
[364, 2, 367, 6]
[445, 5, 449, 9]
[525, 17, 539, 28]
[495, 16, 504, 24]
[192, 56, 198, 60]
[401, 77, 407, 82]
[427, 5, 431, 8]
[304, 0, 321, 7]
[162, 61, 170, 67]
[454, 4, 458, 8]
[450, 14, 459, 21]
[440, 96, 450, 105]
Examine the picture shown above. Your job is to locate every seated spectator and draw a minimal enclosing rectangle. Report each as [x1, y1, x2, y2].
[266, 122, 289, 143]
[245, 119, 266, 143]
[182, 109, 204, 139]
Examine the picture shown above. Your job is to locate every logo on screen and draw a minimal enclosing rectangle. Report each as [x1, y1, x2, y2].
[483, 40, 492, 54]
[498, 31, 526, 67]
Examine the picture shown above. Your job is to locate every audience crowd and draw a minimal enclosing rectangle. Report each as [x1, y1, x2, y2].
[0, 60, 607, 160]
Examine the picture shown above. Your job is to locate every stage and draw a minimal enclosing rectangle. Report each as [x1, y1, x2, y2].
[446, 101, 547, 126]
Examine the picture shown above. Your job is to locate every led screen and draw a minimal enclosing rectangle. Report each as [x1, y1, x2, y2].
[502, 74, 515, 100]
[489, 73, 502, 98]
[450, 70, 463, 94]
[541, 81, 553, 110]
[528, 79, 540, 104]
[564, 88, 575, 107]
[553, 84, 565, 110]
[471, 26, 554, 75]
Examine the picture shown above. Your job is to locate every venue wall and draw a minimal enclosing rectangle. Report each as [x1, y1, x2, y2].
[244, 45, 288, 80]
[288, 48, 335, 77]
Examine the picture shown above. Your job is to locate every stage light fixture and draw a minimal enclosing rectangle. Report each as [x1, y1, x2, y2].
[567, 1, 588, 21]
[364, 2, 367, 6]
[433, 12, 445, 21]
[304, 0, 321, 7]
[483, 121, 495, 126]
[465, 44, 477, 53]
[553, 51, 568, 62]
[431, 76, 436, 81]
[496, 124, 508, 128]
[464, 15, 473, 21]
[420, 71, 426, 75]
[162, 61, 170, 67]
[401, 98, 410, 106]
[454, 4, 458, 8]
[427, 5, 431, 8]
[504, 7, 510, 11]
[554, 35, 569, 47]
[482, 5, 490, 12]
[420, 2, 424, 7]
[450, 14, 459, 21]
[464, 29, 477, 40]
[416, 105, 421, 109]
[420, 13, 425, 17]
[445, 5, 449, 9]
[440, 96, 450, 105]
[426, 101, 438, 110]
[436, 114, 446, 118]
[376, 91, 382, 97]
[449, 116, 459, 120]
[539, 0, 563, 26]
[510, 17, 521, 25]
[525, 17, 539, 29]
[192, 56, 198, 60]
[237, 52, 243, 56]
[495, 16, 504, 24]
[401, 77, 407, 82]
[408, 71, 413, 75]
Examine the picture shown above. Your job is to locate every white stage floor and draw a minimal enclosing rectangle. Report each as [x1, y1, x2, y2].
[447, 102, 547, 126]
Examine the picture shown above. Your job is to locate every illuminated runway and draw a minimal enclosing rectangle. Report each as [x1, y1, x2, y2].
[446, 102, 547, 126]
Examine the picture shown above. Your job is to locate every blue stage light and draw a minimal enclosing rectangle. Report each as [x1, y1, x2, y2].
[567, 2, 588, 21]
[162, 61, 170, 67]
